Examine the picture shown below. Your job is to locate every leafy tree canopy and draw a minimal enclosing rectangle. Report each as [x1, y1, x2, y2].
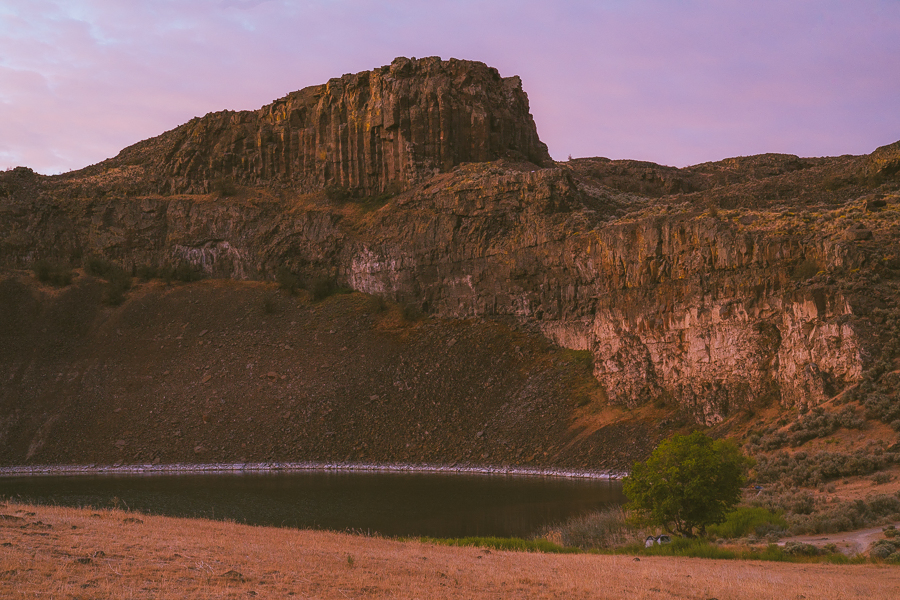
[623, 431, 753, 537]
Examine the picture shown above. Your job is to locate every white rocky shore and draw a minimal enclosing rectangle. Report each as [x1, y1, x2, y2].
[0, 462, 623, 480]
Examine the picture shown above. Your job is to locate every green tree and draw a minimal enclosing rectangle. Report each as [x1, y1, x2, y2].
[623, 431, 752, 538]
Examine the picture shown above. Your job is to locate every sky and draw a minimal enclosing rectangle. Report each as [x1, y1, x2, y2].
[2, 0, 899, 175]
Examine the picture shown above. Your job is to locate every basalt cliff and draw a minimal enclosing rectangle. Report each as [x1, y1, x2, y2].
[2, 56, 900, 470]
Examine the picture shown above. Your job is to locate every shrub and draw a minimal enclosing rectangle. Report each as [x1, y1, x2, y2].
[549, 507, 641, 550]
[870, 539, 900, 559]
[864, 388, 900, 424]
[32, 260, 73, 287]
[275, 267, 300, 295]
[782, 542, 822, 556]
[262, 294, 278, 314]
[562, 349, 594, 371]
[792, 258, 821, 281]
[402, 303, 424, 321]
[306, 276, 338, 301]
[210, 177, 236, 197]
[324, 185, 349, 203]
[324, 184, 396, 210]
[82, 256, 131, 305]
[102, 267, 132, 306]
[135, 265, 158, 281]
[423, 536, 577, 554]
[84, 256, 116, 278]
[164, 262, 204, 283]
[872, 472, 894, 485]
[754, 491, 900, 535]
[707, 506, 787, 539]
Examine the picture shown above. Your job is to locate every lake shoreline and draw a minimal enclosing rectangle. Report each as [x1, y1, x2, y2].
[0, 461, 624, 480]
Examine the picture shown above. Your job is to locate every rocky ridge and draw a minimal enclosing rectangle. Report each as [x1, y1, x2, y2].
[1, 57, 900, 467]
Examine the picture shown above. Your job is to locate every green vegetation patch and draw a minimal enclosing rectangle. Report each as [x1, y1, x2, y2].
[617, 538, 861, 564]
[420, 536, 579, 554]
[707, 506, 787, 539]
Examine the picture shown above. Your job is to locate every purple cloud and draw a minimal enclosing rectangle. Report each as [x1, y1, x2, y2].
[1, 0, 899, 174]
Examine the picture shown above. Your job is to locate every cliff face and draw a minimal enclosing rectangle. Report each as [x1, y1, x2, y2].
[1, 57, 900, 466]
[339, 164, 884, 424]
[98, 56, 550, 196]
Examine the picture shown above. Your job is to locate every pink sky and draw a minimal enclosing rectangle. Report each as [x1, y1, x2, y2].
[2, 0, 899, 174]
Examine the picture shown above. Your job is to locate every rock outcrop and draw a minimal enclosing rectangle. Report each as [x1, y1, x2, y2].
[100, 56, 550, 196]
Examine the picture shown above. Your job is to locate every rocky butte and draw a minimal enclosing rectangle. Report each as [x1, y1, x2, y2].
[1, 56, 899, 471]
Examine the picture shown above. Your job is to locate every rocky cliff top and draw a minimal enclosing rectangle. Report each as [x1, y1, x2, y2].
[65, 56, 550, 197]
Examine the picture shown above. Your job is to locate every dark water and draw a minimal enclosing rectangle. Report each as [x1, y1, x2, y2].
[0, 471, 624, 538]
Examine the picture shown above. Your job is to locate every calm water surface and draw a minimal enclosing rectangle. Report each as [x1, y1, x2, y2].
[0, 471, 624, 538]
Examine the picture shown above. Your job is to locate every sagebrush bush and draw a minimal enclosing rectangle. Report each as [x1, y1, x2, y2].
[747, 406, 864, 451]
[782, 542, 822, 556]
[102, 267, 132, 306]
[84, 256, 116, 278]
[306, 276, 338, 301]
[276, 267, 300, 295]
[135, 265, 158, 281]
[173, 262, 203, 282]
[262, 294, 278, 314]
[32, 260, 73, 287]
[707, 506, 787, 539]
[869, 539, 900, 560]
[752, 490, 900, 535]
[792, 258, 821, 281]
[82, 256, 131, 305]
[754, 449, 898, 486]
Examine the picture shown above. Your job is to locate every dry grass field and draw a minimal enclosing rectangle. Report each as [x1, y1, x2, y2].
[1, 502, 899, 599]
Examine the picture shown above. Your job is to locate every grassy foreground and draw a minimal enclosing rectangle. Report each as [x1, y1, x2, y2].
[2, 503, 899, 599]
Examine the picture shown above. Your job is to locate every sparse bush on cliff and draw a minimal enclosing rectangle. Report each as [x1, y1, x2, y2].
[305, 276, 339, 301]
[792, 258, 821, 280]
[324, 184, 396, 210]
[276, 266, 300, 295]
[562, 349, 594, 372]
[135, 264, 158, 281]
[102, 267, 132, 306]
[32, 260, 73, 287]
[324, 184, 350, 203]
[159, 261, 203, 283]
[84, 256, 116, 278]
[262, 293, 278, 314]
[402, 302, 425, 321]
[83, 256, 132, 305]
[211, 177, 237, 197]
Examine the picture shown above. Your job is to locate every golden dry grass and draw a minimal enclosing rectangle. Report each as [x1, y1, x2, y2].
[1, 502, 899, 599]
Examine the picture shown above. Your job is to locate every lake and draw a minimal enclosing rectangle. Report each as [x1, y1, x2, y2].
[0, 470, 624, 538]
